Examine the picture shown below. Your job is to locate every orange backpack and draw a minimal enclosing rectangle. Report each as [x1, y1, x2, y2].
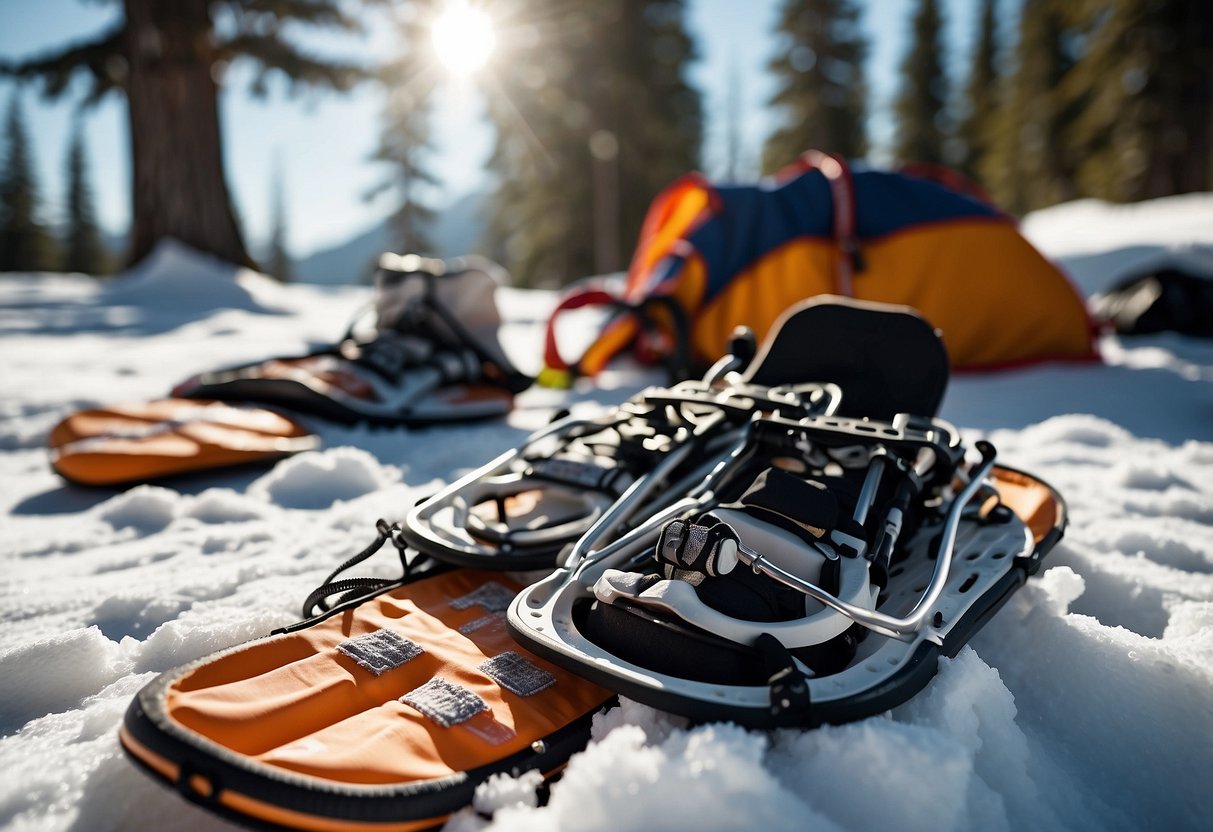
[541, 151, 1098, 385]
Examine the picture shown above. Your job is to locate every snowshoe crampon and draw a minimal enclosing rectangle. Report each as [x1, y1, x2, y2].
[120, 561, 612, 832]
[507, 413, 1065, 729]
[401, 297, 946, 571]
[173, 254, 531, 427]
[48, 399, 317, 487]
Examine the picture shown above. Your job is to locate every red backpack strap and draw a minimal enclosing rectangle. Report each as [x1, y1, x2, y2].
[540, 289, 695, 387]
[541, 173, 718, 387]
[776, 150, 863, 296]
[540, 288, 623, 387]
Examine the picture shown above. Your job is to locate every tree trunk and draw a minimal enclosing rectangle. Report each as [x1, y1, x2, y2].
[122, 0, 252, 267]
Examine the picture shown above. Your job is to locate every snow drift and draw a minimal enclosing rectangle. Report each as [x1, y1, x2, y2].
[2, 194, 1212, 832]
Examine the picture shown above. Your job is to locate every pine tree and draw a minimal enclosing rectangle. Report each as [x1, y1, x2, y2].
[266, 161, 291, 282]
[722, 58, 745, 181]
[63, 125, 107, 274]
[956, 0, 998, 181]
[370, 1, 436, 256]
[762, 0, 867, 173]
[0, 94, 57, 272]
[485, 0, 703, 287]
[1067, 0, 1213, 202]
[892, 0, 948, 165]
[4, 0, 369, 268]
[981, 0, 1078, 213]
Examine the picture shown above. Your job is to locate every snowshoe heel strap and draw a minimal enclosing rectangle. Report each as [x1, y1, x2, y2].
[656, 517, 740, 577]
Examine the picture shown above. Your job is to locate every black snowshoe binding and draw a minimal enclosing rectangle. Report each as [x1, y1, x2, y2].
[174, 254, 531, 426]
[508, 301, 1066, 728]
[401, 380, 841, 571]
[403, 296, 949, 571]
[402, 296, 944, 571]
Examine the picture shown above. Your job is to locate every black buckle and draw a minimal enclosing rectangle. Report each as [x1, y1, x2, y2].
[755, 633, 811, 718]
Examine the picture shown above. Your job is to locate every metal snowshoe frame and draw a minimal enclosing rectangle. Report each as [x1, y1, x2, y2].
[521, 410, 989, 639]
[402, 379, 843, 570]
[404, 297, 951, 571]
[508, 406, 1042, 726]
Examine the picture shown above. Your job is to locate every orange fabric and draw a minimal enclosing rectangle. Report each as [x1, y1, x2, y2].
[165, 570, 610, 786]
[49, 399, 305, 445]
[852, 223, 1094, 368]
[256, 357, 378, 401]
[692, 238, 839, 363]
[693, 221, 1095, 369]
[624, 173, 714, 294]
[579, 315, 640, 377]
[990, 465, 1062, 545]
[543, 289, 619, 372]
[571, 175, 714, 377]
[581, 253, 710, 377]
[219, 790, 447, 832]
[48, 399, 315, 486]
[667, 252, 709, 326]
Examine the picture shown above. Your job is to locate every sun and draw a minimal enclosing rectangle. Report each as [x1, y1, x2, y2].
[430, 0, 496, 78]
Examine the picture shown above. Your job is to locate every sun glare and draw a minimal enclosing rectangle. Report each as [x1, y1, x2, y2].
[430, 1, 496, 77]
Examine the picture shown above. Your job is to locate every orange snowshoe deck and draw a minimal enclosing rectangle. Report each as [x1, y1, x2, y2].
[49, 399, 317, 487]
[120, 566, 612, 831]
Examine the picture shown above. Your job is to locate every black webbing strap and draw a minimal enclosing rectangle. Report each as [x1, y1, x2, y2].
[301, 519, 411, 619]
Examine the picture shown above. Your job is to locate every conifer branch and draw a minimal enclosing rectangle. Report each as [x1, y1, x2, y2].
[1, 28, 126, 105]
[216, 33, 369, 95]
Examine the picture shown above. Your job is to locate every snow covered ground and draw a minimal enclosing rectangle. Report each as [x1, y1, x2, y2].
[2, 195, 1212, 832]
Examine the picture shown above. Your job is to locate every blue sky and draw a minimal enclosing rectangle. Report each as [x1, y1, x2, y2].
[0, 0, 990, 260]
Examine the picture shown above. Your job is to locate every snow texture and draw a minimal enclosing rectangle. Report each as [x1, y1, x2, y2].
[3, 198, 1213, 831]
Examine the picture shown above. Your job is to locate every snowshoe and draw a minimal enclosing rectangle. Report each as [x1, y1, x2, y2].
[117, 298, 960, 829]
[48, 399, 317, 487]
[173, 254, 531, 426]
[507, 408, 1066, 728]
[402, 296, 946, 571]
[119, 527, 612, 832]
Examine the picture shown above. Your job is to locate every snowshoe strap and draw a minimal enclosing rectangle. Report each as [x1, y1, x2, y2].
[656, 516, 740, 578]
[738, 468, 867, 558]
[301, 519, 411, 619]
[522, 380, 761, 499]
[528, 457, 630, 495]
[353, 332, 436, 382]
[655, 508, 842, 597]
[652, 465, 877, 600]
